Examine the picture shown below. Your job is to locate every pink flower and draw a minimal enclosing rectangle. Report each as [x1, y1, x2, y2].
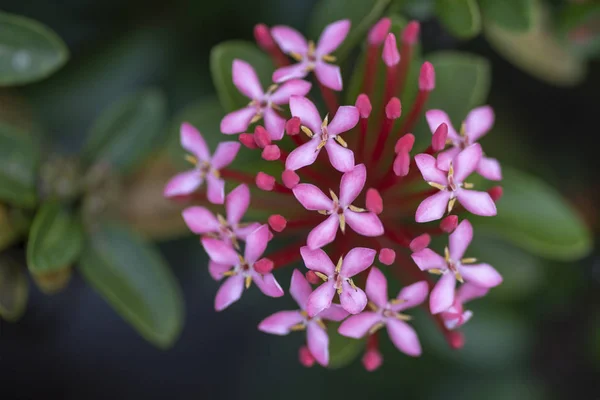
[426, 107, 502, 180]
[182, 184, 260, 252]
[258, 269, 348, 366]
[338, 268, 428, 357]
[220, 60, 311, 139]
[292, 164, 384, 249]
[414, 143, 497, 222]
[164, 123, 240, 204]
[201, 225, 283, 311]
[411, 219, 502, 314]
[271, 20, 350, 91]
[440, 283, 489, 330]
[285, 96, 359, 172]
[301, 246, 376, 316]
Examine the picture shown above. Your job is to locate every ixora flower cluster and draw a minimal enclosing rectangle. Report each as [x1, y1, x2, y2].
[164, 18, 504, 370]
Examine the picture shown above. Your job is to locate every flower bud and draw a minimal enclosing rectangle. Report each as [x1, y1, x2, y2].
[355, 94, 372, 118]
[432, 123, 448, 152]
[362, 349, 383, 372]
[262, 144, 281, 161]
[268, 214, 287, 232]
[239, 133, 257, 149]
[282, 169, 300, 188]
[419, 61, 435, 91]
[285, 117, 301, 135]
[385, 97, 402, 120]
[366, 188, 383, 214]
[440, 215, 458, 233]
[256, 172, 275, 191]
[402, 21, 420, 45]
[254, 258, 274, 274]
[378, 248, 396, 266]
[368, 17, 391, 45]
[382, 33, 400, 67]
[299, 346, 316, 367]
[410, 234, 431, 252]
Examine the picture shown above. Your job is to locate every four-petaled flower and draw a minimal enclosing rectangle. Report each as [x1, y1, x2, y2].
[271, 20, 350, 91]
[293, 164, 384, 249]
[202, 225, 283, 311]
[338, 267, 428, 357]
[258, 269, 348, 366]
[220, 59, 311, 139]
[301, 246, 376, 316]
[426, 106, 502, 181]
[440, 283, 489, 330]
[414, 143, 497, 223]
[411, 219, 502, 314]
[164, 123, 240, 204]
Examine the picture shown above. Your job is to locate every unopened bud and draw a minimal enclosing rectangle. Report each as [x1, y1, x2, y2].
[262, 144, 281, 161]
[385, 97, 402, 120]
[299, 346, 316, 367]
[254, 24, 275, 50]
[393, 151, 410, 177]
[286, 117, 301, 135]
[432, 123, 448, 152]
[254, 258, 274, 274]
[256, 172, 275, 191]
[366, 188, 383, 214]
[282, 169, 300, 188]
[268, 214, 287, 232]
[254, 126, 271, 148]
[395, 133, 415, 153]
[419, 61, 435, 91]
[355, 94, 372, 118]
[306, 271, 321, 285]
[368, 17, 391, 45]
[440, 215, 458, 233]
[488, 186, 503, 202]
[239, 133, 257, 149]
[378, 248, 396, 266]
[402, 21, 420, 45]
[362, 349, 383, 372]
[410, 234, 431, 252]
[382, 33, 400, 67]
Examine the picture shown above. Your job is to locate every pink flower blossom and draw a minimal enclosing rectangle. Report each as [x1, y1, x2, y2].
[338, 268, 428, 357]
[301, 246, 376, 317]
[292, 164, 384, 249]
[164, 123, 240, 204]
[258, 270, 348, 366]
[285, 96, 359, 172]
[426, 106, 502, 180]
[414, 143, 497, 222]
[271, 20, 350, 90]
[411, 219, 502, 314]
[201, 225, 283, 311]
[440, 283, 489, 330]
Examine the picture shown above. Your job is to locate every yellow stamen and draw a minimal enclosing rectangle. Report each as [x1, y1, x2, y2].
[329, 189, 339, 202]
[185, 154, 198, 165]
[245, 275, 252, 289]
[463, 182, 474, 189]
[335, 256, 343, 274]
[271, 104, 284, 112]
[321, 114, 329, 130]
[368, 301, 378, 311]
[290, 323, 306, 331]
[290, 52, 304, 62]
[461, 257, 477, 264]
[447, 197, 456, 213]
[300, 310, 308, 318]
[317, 319, 327, 330]
[238, 254, 246, 264]
[250, 113, 263, 124]
[217, 214, 227, 226]
[369, 322, 385, 335]
[314, 271, 329, 281]
[460, 122, 466, 137]
[337, 286, 343, 295]
[455, 272, 464, 283]
[428, 182, 446, 191]
[339, 213, 346, 233]
[395, 313, 413, 321]
[334, 135, 348, 148]
[321, 54, 337, 63]
[349, 279, 358, 290]
[318, 210, 329, 216]
[444, 246, 450, 262]
[308, 40, 316, 56]
[428, 269, 443, 275]
[231, 236, 240, 250]
[213, 169, 221, 179]
[266, 84, 278, 94]
[301, 125, 313, 138]
[316, 140, 326, 151]
[390, 298, 405, 305]
[223, 270, 236, 277]
[348, 205, 366, 213]
[448, 162, 454, 177]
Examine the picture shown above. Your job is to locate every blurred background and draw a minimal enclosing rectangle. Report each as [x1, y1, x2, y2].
[0, 0, 598, 399]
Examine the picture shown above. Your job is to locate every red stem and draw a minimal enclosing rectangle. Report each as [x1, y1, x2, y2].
[396, 44, 413, 96]
[358, 118, 369, 164]
[370, 117, 394, 165]
[270, 240, 305, 269]
[319, 82, 339, 116]
[383, 226, 413, 248]
[396, 90, 429, 136]
[362, 45, 379, 98]
[220, 169, 256, 185]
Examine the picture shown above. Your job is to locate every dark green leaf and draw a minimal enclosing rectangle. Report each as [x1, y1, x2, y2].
[0, 12, 69, 86]
[308, 0, 391, 62]
[558, 3, 600, 60]
[210, 41, 273, 112]
[79, 223, 184, 348]
[480, 0, 533, 32]
[27, 201, 84, 274]
[82, 88, 167, 174]
[0, 253, 28, 321]
[327, 322, 365, 368]
[435, 0, 482, 39]
[0, 205, 33, 252]
[471, 166, 592, 261]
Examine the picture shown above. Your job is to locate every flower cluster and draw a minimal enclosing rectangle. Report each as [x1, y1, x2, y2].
[165, 18, 504, 370]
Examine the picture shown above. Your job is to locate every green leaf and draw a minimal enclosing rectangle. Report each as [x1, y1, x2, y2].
[27, 201, 84, 274]
[0, 205, 33, 252]
[327, 323, 365, 368]
[471, 166, 592, 261]
[0, 253, 28, 321]
[79, 223, 184, 348]
[558, 3, 600, 60]
[210, 41, 273, 112]
[308, 0, 391, 62]
[480, 0, 534, 32]
[0, 122, 39, 208]
[82, 88, 167, 174]
[435, 0, 482, 39]
[0, 12, 69, 86]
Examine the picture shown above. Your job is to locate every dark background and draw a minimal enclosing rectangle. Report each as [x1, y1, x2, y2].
[1, 0, 598, 399]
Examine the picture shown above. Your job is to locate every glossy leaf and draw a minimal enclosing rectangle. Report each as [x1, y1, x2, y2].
[0, 12, 69, 86]
[327, 323, 365, 368]
[480, 0, 533, 32]
[0, 253, 28, 321]
[79, 223, 184, 348]
[435, 0, 482, 39]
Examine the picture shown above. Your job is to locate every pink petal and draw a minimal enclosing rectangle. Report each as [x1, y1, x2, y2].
[464, 105, 494, 143]
[411, 248, 445, 271]
[208, 261, 231, 281]
[211, 141, 241, 170]
[366, 267, 388, 309]
[285, 138, 321, 171]
[436, 147, 460, 171]
[292, 183, 333, 211]
[306, 322, 329, 366]
[414, 154, 448, 185]
[245, 224, 269, 264]
[392, 281, 429, 312]
[215, 274, 245, 311]
[307, 280, 336, 317]
[252, 272, 285, 297]
[271, 25, 308, 55]
[226, 184, 250, 226]
[163, 170, 202, 197]
[339, 163, 366, 206]
[430, 273, 456, 314]
[338, 312, 381, 338]
[220, 107, 257, 134]
[232, 59, 264, 100]
[456, 189, 497, 216]
[344, 210, 384, 237]
[269, 79, 312, 104]
[319, 303, 349, 321]
[459, 263, 503, 288]
[453, 143, 482, 183]
[341, 247, 376, 278]
[477, 156, 502, 181]
[290, 269, 313, 309]
[300, 246, 335, 275]
[324, 140, 355, 172]
[340, 280, 368, 314]
[206, 173, 225, 205]
[307, 214, 339, 250]
[386, 319, 422, 356]
[327, 106, 359, 136]
[263, 108, 286, 141]
[314, 62, 343, 91]
[425, 109, 458, 141]
[457, 283, 489, 304]
[182, 206, 219, 234]
[201, 238, 239, 266]
[415, 190, 452, 223]
[449, 219, 473, 261]
[316, 19, 351, 55]
[180, 123, 210, 161]
[289, 96, 322, 134]
[233, 223, 261, 240]
[272, 63, 310, 83]
[258, 310, 304, 335]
